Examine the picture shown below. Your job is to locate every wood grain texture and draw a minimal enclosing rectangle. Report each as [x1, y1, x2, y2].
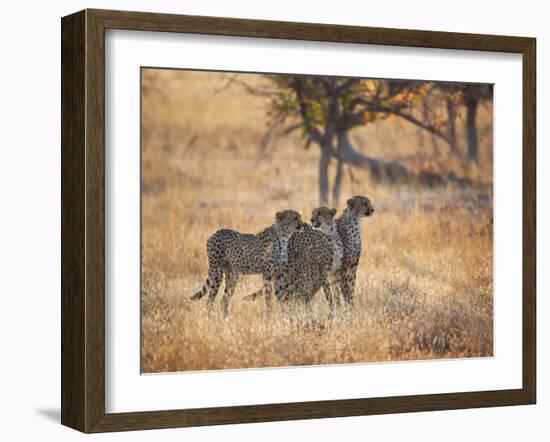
[61, 10, 86, 432]
[85, 9, 107, 433]
[60, 8, 537, 433]
[90, 8, 532, 52]
[522, 38, 536, 403]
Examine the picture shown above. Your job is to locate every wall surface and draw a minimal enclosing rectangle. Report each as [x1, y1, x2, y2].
[0, 0, 546, 440]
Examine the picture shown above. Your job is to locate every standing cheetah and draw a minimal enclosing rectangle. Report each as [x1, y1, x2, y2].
[248, 207, 344, 312]
[336, 195, 375, 305]
[282, 207, 344, 311]
[191, 209, 305, 314]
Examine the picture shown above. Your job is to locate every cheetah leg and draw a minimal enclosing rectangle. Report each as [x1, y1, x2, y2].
[244, 272, 285, 302]
[338, 268, 350, 307]
[274, 274, 288, 301]
[205, 267, 223, 307]
[303, 297, 313, 320]
[261, 277, 274, 314]
[348, 263, 359, 305]
[330, 272, 342, 309]
[191, 263, 221, 301]
[221, 271, 239, 316]
[278, 263, 298, 302]
[322, 278, 334, 317]
[341, 264, 358, 306]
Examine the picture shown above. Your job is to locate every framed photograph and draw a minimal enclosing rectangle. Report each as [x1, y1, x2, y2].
[61, 9, 536, 433]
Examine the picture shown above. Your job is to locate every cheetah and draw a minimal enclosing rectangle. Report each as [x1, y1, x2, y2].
[336, 195, 375, 305]
[190, 209, 305, 314]
[247, 207, 344, 312]
[282, 206, 344, 310]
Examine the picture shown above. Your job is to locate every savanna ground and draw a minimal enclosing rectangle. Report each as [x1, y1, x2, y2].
[141, 69, 493, 373]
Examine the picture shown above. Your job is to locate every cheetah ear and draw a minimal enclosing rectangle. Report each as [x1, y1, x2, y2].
[346, 198, 355, 208]
[275, 211, 284, 221]
[330, 208, 337, 217]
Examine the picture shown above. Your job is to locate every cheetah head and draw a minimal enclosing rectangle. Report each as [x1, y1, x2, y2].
[346, 195, 375, 218]
[311, 207, 337, 233]
[275, 209, 306, 236]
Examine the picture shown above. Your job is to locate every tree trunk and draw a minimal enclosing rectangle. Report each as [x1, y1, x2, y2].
[319, 143, 332, 205]
[446, 98, 458, 153]
[466, 97, 479, 162]
[332, 145, 344, 207]
[423, 100, 439, 156]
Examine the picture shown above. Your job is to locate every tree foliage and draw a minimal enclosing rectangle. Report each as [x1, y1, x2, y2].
[236, 73, 492, 204]
[265, 76, 459, 149]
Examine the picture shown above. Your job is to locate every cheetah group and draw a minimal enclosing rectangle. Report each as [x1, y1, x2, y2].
[191, 195, 374, 315]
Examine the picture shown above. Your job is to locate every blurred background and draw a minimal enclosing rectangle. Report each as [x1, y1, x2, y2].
[141, 70, 493, 206]
[140, 69, 493, 372]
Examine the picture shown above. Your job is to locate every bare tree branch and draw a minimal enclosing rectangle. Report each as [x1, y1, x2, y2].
[344, 97, 452, 145]
[390, 109, 452, 145]
[207, 73, 240, 101]
[282, 123, 302, 135]
[259, 115, 286, 152]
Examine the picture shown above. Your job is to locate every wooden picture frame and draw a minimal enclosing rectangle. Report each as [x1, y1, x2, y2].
[61, 8, 536, 433]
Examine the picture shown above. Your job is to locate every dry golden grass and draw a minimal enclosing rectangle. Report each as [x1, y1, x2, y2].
[141, 69, 493, 373]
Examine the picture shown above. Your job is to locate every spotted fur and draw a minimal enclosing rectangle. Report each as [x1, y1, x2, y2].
[336, 195, 375, 305]
[191, 209, 305, 314]
[247, 207, 343, 312]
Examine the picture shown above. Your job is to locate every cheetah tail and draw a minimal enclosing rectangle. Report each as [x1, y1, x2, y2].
[190, 281, 209, 300]
[244, 290, 263, 301]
